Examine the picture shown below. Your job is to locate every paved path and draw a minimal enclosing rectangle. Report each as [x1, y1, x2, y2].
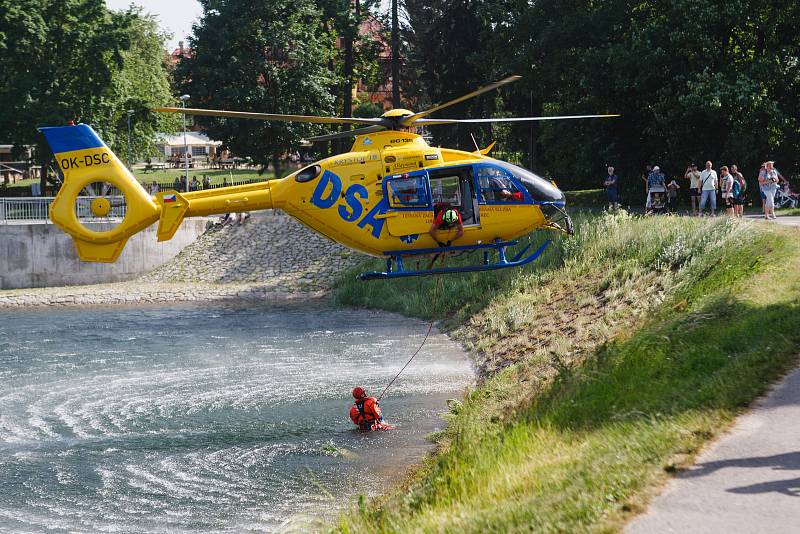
[744, 214, 800, 228]
[626, 367, 800, 534]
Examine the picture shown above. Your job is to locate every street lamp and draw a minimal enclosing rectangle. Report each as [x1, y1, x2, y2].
[179, 94, 190, 193]
[126, 109, 134, 170]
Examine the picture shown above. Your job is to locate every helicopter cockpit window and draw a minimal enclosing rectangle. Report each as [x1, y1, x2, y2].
[386, 175, 430, 209]
[476, 166, 525, 203]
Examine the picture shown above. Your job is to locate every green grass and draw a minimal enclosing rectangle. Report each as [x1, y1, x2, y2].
[332, 211, 800, 533]
[0, 178, 38, 191]
[565, 188, 606, 207]
[775, 207, 800, 216]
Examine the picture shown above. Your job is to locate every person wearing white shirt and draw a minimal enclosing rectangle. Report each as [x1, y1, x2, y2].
[758, 160, 780, 219]
[698, 160, 718, 216]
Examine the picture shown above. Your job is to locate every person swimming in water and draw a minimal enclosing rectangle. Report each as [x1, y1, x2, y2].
[349, 386, 389, 431]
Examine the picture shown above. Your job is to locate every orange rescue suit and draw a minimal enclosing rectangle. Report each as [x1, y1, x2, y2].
[350, 396, 382, 430]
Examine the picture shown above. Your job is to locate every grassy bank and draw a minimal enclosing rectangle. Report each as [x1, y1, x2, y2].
[332, 211, 800, 532]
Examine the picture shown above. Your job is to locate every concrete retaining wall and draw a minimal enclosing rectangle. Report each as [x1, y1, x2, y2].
[0, 220, 207, 289]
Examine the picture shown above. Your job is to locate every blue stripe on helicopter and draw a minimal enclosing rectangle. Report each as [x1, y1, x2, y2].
[38, 124, 105, 155]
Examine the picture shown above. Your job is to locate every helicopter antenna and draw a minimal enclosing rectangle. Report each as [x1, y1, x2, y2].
[470, 133, 480, 152]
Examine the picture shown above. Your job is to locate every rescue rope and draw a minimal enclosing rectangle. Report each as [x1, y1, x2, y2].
[377, 261, 444, 402]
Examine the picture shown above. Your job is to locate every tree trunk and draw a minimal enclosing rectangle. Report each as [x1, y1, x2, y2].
[528, 94, 543, 171]
[38, 151, 58, 197]
[341, 34, 354, 154]
[391, 0, 400, 107]
[272, 154, 281, 178]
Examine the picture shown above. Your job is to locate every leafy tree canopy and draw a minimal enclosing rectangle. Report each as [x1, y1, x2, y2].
[402, 0, 800, 187]
[0, 1, 176, 173]
[177, 0, 339, 170]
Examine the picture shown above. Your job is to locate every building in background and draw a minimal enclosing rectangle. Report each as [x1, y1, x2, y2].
[0, 145, 38, 184]
[155, 131, 221, 166]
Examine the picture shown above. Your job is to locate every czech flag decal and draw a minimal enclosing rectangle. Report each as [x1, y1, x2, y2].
[163, 194, 177, 203]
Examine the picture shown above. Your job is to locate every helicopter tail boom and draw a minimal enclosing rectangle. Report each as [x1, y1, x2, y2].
[39, 123, 273, 262]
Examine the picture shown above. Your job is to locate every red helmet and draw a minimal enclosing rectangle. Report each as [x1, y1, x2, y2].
[352, 386, 367, 399]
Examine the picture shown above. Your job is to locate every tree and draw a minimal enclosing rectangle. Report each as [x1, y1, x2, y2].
[177, 0, 339, 174]
[0, 1, 178, 192]
[402, 0, 511, 150]
[399, 0, 800, 188]
[491, 0, 800, 187]
[98, 9, 180, 165]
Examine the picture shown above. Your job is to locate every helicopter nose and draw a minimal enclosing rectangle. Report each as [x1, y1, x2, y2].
[539, 201, 574, 235]
[491, 161, 574, 234]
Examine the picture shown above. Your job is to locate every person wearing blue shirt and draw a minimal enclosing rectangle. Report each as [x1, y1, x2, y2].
[603, 166, 619, 209]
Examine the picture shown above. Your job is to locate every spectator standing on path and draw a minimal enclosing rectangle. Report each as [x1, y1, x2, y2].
[190, 176, 200, 191]
[759, 160, 780, 219]
[604, 166, 619, 209]
[202, 175, 211, 190]
[685, 163, 702, 215]
[699, 161, 718, 216]
[641, 164, 653, 207]
[721, 166, 734, 216]
[731, 170, 746, 218]
[667, 177, 680, 212]
[172, 176, 181, 191]
[731, 165, 745, 194]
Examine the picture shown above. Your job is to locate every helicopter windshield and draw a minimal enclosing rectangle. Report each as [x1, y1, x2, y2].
[491, 161, 565, 204]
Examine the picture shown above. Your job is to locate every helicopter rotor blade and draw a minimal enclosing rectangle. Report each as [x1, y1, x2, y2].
[302, 125, 387, 143]
[152, 107, 386, 127]
[401, 75, 521, 126]
[415, 114, 621, 125]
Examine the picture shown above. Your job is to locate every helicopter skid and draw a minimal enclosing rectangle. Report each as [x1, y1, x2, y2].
[358, 239, 551, 280]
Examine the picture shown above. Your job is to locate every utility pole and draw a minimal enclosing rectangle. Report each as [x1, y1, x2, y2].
[529, 92, 538, 170]
[126, 109, 134, 170]
[341, 0, 360, 153]
[180, 94, 190, 193]
[391, 0, 400, 108]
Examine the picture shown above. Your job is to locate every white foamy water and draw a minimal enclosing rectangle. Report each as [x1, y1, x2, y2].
[0, 304, 473, 532]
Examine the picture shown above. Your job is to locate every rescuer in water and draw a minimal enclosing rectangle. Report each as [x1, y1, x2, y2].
[349, 386, 388, 431]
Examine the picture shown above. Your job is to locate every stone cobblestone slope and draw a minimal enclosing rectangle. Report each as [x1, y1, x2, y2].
[141, 211, 367, 291]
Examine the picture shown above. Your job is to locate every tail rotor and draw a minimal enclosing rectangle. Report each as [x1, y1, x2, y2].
[40, 124, 161, 262]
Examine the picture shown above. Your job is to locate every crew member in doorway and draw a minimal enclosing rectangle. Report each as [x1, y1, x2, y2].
[349, 387, 385, 431]
[429, 203, 464, 247]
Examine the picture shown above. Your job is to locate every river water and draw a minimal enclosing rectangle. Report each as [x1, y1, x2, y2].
[0, 304, 472, 532]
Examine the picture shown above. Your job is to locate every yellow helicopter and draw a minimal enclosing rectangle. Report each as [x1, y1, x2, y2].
[39, 76, 617, 279]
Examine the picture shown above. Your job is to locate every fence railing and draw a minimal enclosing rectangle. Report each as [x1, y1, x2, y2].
[0, 179, 269, 222]
[141, 177, 269, 194]
[0, 196, 126, 224]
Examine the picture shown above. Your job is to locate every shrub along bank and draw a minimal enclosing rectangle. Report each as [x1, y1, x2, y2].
[331, 211, 800, 532]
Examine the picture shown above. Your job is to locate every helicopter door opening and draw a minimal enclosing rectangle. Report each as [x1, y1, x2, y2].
[429, 166, 480, 226]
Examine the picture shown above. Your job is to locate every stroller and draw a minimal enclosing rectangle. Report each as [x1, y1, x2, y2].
[774, 183, 799, 209]
[647, 186, 668, 214]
